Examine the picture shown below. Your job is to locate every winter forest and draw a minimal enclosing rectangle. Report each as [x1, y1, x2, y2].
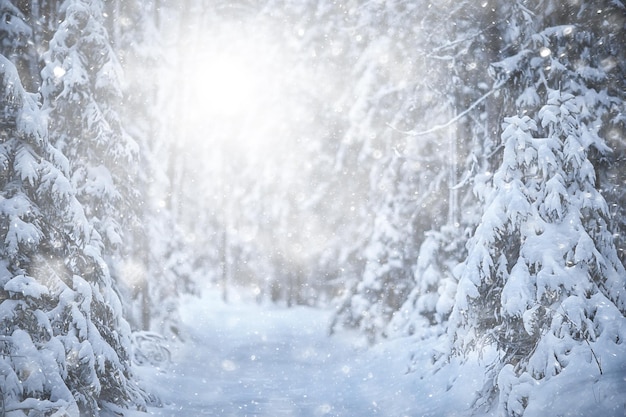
[0, 0, 625, 416]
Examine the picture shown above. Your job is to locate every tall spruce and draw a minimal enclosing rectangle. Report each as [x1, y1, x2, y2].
[0, 52, 145, 416]
[41, 0, 139, 265]
[447, 1, 626, 413]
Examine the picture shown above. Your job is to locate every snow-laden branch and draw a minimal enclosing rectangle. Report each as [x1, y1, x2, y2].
[389, 87, 498, 137]
[431, 28, 488, 53]
[5, 398, 71, 413]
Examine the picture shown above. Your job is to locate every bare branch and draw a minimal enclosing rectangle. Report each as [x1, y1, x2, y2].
[389, 88, 498, 137]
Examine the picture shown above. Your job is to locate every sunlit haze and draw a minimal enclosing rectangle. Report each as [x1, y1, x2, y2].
[164, 13, 337, 289]
[184, 26, 283, 124]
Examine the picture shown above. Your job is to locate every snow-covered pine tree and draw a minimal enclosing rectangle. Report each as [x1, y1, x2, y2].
[102, 0, 194, 339]
[0, 54, 145, 416]
[442, 2, 626, 413]
[0, 0, 37, 90]
[382, 0, 506, 348]
[328, 0, 509, 344]
[101, 0, 159, 332]
[449, 98, 626, 414]
[41, 0, 139, 267]
[327, 0, 454, 341]
[330, 153, 416, 341]
[0, 51, 75, 417]
[387, 224, 466, 343]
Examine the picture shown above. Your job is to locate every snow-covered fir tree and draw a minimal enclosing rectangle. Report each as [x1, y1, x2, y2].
[450, 95, 626, 415]
[331, 151, 418, 342]
[327, 0, 445, 339]
[40, 0, 139, 268]
[0, 53, 145, 416]
[0, 0, 42, 91]
[388, 224, 466, 342]
[102, 0, 195, 338]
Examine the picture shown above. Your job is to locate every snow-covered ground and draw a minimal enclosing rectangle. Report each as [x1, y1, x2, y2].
[132, 287, 626, 417]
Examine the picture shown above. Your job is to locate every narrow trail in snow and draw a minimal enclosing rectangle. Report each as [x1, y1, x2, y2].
[139, 290, 424, 417]
[133, 289, 626, 417]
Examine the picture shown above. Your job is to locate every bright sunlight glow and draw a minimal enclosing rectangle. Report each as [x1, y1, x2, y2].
[203, 53, 259, 117]
[167, 16, 334, 272]
[181, 24, 292, 149]
[191, 46, 263, 119]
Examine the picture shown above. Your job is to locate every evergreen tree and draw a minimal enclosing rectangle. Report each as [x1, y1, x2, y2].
[326, 0, 429, 338]
[449, 95, 626, 414]
[442, 1, 626, 411]
[0, 0, 39, 90]
[0, 53, 145, 416]
[331, 152, 418, 342]
[40, 0, 139, 264]
[104, 0, 194, 337]
[388, 224, 466, 342]
[391, 1, 626, 413]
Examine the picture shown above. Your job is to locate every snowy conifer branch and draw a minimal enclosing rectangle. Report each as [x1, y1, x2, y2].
[556, 305, 603, 375]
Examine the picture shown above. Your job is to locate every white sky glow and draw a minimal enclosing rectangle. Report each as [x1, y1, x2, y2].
[201, 52, 259, 117]
[190, 45, 265, 120]
[170, 18, 334, 265]
[181, 24, 289, 150]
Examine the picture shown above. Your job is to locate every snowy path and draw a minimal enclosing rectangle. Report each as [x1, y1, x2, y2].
[132, 288, 625, 417]
[137, 289, 442, 417]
